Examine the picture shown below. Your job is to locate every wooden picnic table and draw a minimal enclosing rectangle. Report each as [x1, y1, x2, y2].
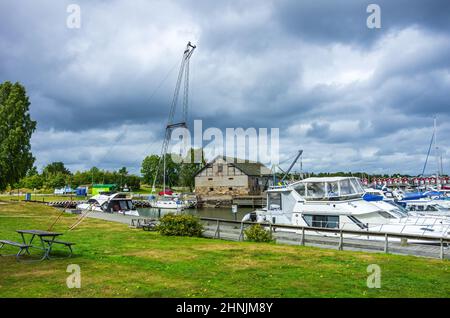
[16, 230, 63, 261]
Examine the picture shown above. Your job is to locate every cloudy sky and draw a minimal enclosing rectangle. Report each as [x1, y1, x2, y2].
[1, 0, 449, 175]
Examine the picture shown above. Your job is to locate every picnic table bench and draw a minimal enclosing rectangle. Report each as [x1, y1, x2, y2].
[0, 240, 32, 260]
[130, 218, 158, 231]
[142, 221, 158, 231]
[42, 239, 75, 258]
[0, 230, 74, 261]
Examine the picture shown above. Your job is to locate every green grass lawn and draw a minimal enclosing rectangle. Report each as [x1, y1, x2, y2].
[0, 202, 448, 298]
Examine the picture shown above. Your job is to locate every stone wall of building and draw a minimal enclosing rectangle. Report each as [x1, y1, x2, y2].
[195, 184, 250, 196]
[194, 156, 271, 197]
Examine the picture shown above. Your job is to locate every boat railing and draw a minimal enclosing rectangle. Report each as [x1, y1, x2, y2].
[268, 185, 288, 190]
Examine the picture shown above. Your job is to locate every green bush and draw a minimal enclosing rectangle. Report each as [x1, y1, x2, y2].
[157, 214, 203, 237]
[244, 224, 273, 243]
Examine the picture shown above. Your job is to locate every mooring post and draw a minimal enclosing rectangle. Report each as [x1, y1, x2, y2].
[338, 231, 343, 251]
[384, 233, 389, 254]
[440, 238, 444, 260]
[301, 227, 305, 246]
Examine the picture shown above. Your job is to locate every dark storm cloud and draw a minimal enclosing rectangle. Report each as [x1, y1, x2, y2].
[1, 0, 450, 173]
[274, 0, 450, 47]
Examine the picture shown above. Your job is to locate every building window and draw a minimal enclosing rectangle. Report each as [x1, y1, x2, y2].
[228, 177, 234, 180]
[217, 164, 223, 173]
[228, 187, 233, 191]
[208, 178, 213, 181]
[209, 187, 214, 192]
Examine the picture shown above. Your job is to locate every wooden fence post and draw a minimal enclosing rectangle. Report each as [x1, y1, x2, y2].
[239, 223, 244, 241]
[215, 220, 221, 239]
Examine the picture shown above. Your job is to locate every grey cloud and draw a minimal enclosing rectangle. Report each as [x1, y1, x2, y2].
[273, 0, 450, 47]
[1, 0, 450, 174]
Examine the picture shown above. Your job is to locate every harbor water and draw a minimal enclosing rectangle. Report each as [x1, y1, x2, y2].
[137, 207, 253, 221]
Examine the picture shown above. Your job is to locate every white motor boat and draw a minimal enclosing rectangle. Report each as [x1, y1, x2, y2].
[243, 177, 450, 243]
[152, 196, 186, 210]
[76, 192, 139, 216]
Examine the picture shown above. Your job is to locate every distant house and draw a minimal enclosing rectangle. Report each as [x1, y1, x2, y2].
[54, 186, 75, 195]
[194, 156, 272, 196]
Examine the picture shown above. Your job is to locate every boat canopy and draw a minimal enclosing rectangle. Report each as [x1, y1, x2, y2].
[88, 193, 130, 206]
[291, 177, 365, 200]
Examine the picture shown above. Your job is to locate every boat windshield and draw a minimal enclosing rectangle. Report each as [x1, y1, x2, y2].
[385, 202, 408, 217]
[112, 200, 133, 210]
[387, 209, 407, 218]
[294, 178, 364, 201]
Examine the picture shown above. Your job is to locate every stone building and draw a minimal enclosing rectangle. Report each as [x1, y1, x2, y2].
[194, 156, 272, 196]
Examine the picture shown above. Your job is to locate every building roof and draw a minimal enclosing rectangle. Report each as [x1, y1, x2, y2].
[194, 156, 271, 177]
[299, 177, 360, 183]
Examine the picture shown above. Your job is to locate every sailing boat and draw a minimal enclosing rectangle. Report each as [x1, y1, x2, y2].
[152, 154, 185, 210]
[151, 42, 196, 210]
[419, 116, 444, 188]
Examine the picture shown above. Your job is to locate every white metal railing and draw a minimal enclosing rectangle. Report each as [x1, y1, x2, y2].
[199, 217, 450, 259]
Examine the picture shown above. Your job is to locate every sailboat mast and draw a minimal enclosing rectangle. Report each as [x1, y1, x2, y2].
[163, 154, 166, 193]
[434, 117, 440, 180]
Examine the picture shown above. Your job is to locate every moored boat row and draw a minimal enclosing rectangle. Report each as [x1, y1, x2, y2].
[243, 177, 450, 244]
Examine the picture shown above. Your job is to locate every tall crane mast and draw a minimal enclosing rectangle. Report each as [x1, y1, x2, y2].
[152, 42, 196, 193]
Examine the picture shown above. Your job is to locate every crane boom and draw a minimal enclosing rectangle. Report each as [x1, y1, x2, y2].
[152, 42, 196, 192]
[281, 150, 303, 182]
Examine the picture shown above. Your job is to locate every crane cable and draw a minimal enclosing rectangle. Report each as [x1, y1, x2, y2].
[46, 199, 96, 232]
[47, 200, 72, 231]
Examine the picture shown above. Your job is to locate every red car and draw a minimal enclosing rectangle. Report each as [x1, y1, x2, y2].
[159, 189, 174, 196]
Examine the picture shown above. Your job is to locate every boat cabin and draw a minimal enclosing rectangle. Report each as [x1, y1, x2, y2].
[87, 193, 134, 212]
[289, 177, 365, 201]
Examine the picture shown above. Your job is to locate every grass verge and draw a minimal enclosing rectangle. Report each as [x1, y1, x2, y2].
[0, 202, 448, 297]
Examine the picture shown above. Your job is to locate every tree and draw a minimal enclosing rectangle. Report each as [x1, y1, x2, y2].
[42, 162, 71, 177]
[27, 166, 39, 177]
[20, 174, 44, 190]
[141, 155, 161, 185]
[0, 81, 37, 191]
[44, 172, 67, 189]
[178, 148, 204, 191]
[70, 167, 140, 190]
[141, 154, 182, 188]
[18, 166, 43, 189]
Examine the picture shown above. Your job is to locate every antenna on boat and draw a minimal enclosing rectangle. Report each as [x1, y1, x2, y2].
[151, 42, 196, 193]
